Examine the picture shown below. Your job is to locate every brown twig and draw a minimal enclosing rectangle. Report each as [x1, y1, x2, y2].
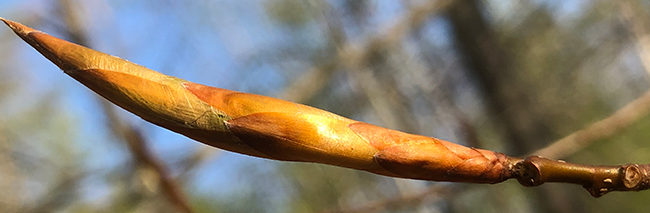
[510, 156, 650, 197]
[6, 14, 650, 201]
[519, 45, 650, 197]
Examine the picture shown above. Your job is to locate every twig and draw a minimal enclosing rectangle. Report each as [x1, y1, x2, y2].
[512, 156, 650, 197]
[6, 15, 650, 199]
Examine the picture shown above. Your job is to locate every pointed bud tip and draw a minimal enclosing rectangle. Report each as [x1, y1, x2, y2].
[0, 17, 40, 37]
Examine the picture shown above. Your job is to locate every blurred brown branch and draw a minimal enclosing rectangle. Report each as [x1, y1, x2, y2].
[99, 100, 194, 213]
[0, 124, 20, 212]
[177, 145, 221, 183]
[56, 0, 194, 212]
[620, 0, 650, 79]
[22, 172, 83, 213]
[326, 184, 450, 213]
[279, 0, 451, 105]
[532, 1, 650, 160]
[532, 89, 650, 159]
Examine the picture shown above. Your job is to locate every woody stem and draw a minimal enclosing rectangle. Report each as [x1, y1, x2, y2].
[507, 156, 650, 197]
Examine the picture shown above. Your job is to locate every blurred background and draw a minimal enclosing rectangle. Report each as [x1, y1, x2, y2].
[1, 0, 650, 212]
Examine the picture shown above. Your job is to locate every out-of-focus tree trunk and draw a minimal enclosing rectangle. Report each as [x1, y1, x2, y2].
[446, 1, 585, 212]
[447, 0, 553, 156]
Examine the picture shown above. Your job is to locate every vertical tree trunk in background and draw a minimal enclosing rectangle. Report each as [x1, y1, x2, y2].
[446, 1, 584, 213]
[447, 0, 548, 156]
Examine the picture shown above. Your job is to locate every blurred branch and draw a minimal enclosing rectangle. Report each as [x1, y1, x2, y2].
[56, 0, 193, 212]
[620, 0, 650, 80]
[326, 184, 450, 213]
[278, 62, 337, 102]
[314, 2, 472, 208]
[532, 1, 650, 160]
[176, 146, 221, 182]
[448, 0, 545, 156]
[346, 67, 402, 129]
[409, 23, 483, 147]
[532, 90, 650, 159]
[278, 0, 451, 131]
[0, 124, 20, 212]
[341, 0, 451, 130]
[21, 172, 83, 213]
[99, 100, 194, 213]
[279, 0, 451, 104]
[276, 1, 345, 103]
